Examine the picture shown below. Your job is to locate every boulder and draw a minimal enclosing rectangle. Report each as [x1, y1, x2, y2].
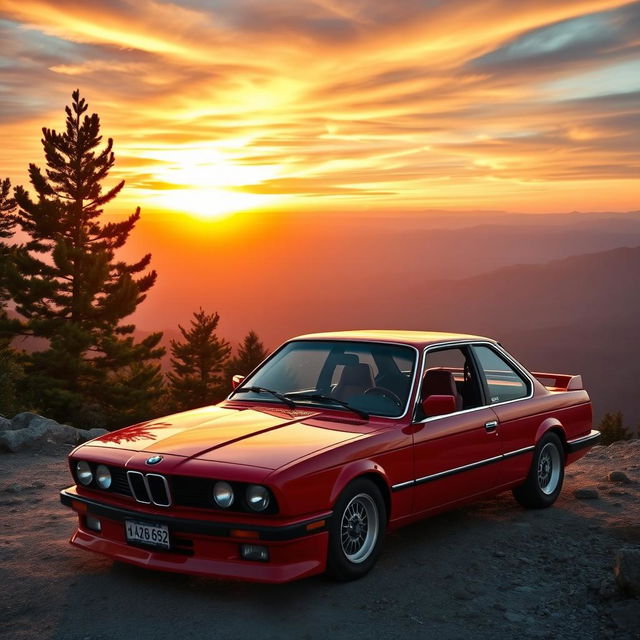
[0, 413, 93, 452]
[0, 429, 35, 452]
[614, 548, 640, 596]
[76, 428, 108, 443]
[10, 412, 41, 430]
[44, 422, 83, 445]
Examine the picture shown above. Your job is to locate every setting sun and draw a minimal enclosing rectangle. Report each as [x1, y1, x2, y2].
[150, 186, 280, 220]
[133, 145, 283, 219]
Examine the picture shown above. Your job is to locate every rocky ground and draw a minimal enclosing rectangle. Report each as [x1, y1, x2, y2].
[0, 436, 639, 640]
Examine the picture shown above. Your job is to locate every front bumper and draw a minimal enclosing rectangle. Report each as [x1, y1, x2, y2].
[61, 488, 330, 583]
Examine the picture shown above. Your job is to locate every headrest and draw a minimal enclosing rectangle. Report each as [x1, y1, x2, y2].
[338, 363, 374, 387]
[422, 368, 457, 399]
[336, 353, 359, 367]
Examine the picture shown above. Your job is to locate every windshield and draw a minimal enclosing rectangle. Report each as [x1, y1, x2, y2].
[231, 340, 417, 418]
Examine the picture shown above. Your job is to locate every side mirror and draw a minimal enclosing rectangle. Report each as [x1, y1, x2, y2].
[422, 394, 457, 418]
[231, 374, 245, 390]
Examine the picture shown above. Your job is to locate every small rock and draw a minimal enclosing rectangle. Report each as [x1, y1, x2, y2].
[607, 471, 632, 484]
[574, 487, 599, 500]
[614, 548, 640, 596]
[493, 550, 506, 558]
[0, 416, 11, 430]
[4, 483, 22, 493]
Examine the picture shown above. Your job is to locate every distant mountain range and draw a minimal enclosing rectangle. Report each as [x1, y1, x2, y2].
[408, 246, 640, 427]
[230, 243, 639, 426]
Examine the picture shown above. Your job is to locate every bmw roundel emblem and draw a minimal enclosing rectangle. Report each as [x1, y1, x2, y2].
[146, 455, 163, 465]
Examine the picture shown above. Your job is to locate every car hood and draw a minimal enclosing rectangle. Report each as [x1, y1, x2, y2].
[84, 405, 370, 470]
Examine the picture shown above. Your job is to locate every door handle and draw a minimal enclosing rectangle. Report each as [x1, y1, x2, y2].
[484, 420, 498, 432]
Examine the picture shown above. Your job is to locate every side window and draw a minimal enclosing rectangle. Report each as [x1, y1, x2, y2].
[420, 346, 483, 413]
[473, 345, 530, 404]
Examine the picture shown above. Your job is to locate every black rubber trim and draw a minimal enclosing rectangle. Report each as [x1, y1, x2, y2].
[566, 430, 601, 453]
[391, 447, 534, 492]
[60, 490, 330, 541]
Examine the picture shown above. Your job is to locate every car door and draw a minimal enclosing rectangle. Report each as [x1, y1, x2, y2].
[470, 344, 536, 489]
[411, 345, 502, 515]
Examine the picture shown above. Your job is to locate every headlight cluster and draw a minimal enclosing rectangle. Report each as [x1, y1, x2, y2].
[74, 461, 111, 490]
[212, 481, 272, 512]
[76, 461, 93, 485]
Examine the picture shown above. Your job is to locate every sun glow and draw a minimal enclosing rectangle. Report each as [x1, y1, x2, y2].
[138, 146, 283, 219]
[151, 187, 279, 220]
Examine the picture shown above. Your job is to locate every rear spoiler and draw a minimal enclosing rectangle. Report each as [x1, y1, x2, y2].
[532, 372, 583, 391]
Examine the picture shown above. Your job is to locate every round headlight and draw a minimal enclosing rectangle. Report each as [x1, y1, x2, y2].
[96, 464, 112, 490]
[76, 461, 93, 486]
[213, 481, 234, 508]
[246, 485, 270, 512]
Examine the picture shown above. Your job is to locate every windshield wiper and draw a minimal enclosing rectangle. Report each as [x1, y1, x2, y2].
[284, 393, 369, 420]
[234, 386, 297, 409]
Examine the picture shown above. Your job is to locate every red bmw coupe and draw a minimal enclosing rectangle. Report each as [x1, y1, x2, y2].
[61, 331, 600, 582]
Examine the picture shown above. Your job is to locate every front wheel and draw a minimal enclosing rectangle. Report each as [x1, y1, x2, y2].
[326, 478, 386, 581]
[513, 432, 565, 508]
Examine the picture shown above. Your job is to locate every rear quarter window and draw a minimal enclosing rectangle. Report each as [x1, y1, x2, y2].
[473, 345, 531, 404]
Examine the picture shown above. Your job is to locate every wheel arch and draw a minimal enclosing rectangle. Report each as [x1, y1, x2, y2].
[535, 418, 568, 457]
[329, 461, 392, 524]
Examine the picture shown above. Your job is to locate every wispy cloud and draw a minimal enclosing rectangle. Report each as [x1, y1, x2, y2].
[1, 0, 638, 214]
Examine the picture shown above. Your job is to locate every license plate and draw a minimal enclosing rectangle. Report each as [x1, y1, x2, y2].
[125, 520, 170, 549]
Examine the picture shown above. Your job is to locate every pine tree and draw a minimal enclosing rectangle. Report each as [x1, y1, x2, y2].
[599, 411, 633, 445]
[226, 330, 268, 383]
[0, 178, 16, 305]
[4, 91, 164, 427]
[0, 178, 16, 239]
[167, 309, 231, 411]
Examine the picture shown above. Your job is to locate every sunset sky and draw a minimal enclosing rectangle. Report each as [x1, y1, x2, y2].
[1, 0, 639, 220]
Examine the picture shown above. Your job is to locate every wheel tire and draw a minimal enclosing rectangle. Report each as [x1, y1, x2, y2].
[326, 478, 386, 581]
[513, 432, 565, 508]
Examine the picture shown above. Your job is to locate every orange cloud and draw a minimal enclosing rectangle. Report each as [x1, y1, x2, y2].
[1, 0, 638, 215]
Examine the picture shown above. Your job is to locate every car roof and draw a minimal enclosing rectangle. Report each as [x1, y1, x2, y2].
[291, 330, 495, 348]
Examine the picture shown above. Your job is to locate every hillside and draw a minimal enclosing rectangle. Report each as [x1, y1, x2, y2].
[1, 440, 638, 639]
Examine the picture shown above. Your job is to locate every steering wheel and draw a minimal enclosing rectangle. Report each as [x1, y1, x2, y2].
[364, 386, 402, 407]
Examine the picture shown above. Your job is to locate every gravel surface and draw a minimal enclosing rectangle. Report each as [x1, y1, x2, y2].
[1, 441, 639, 640]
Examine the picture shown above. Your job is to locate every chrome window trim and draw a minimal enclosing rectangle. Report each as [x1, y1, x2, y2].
[229, 338, 421, 421]
[412, 340, 536, 424]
